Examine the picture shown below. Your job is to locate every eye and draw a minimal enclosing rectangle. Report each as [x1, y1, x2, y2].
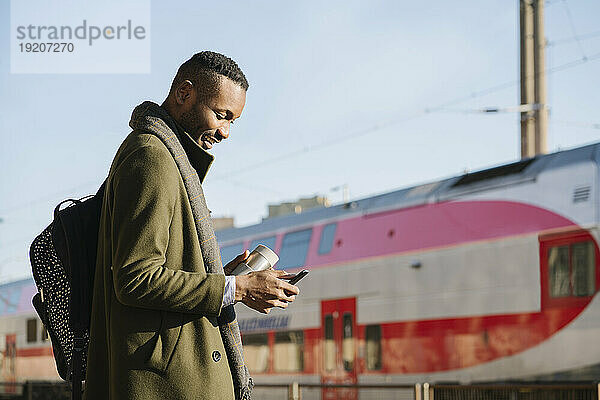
[214, 111, 226, 120]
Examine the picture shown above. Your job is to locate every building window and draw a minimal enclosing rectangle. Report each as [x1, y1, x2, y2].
[241, 334, 269, 373]
[273, 331, 304, 372]
[548, 241, 595, 298]
[220, 242, 244, 265]
[279, 229, 312, 269]
[365, 325, 382, 371]
[249, 236, 277, 253]
[323, 315, 335, 372]
[342, 313, 354, 371]
[318, 223, 337, 255]
[26, 318, 37, 343]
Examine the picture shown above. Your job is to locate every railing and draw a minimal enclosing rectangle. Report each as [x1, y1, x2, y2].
[0, 381, 598, 399]
[253, 383, 416, 400]
[0, 381, 71, 400]
[253, 382, 600, 400]
[425, 383, 599, 400]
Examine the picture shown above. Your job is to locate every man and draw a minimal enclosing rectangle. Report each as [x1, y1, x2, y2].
[84, 51, 299, 400]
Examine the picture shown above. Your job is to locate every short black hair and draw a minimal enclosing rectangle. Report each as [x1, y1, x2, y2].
[169, 51, 249, 98]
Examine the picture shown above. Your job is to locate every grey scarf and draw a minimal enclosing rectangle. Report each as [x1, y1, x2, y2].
[129, 101, 253, 400]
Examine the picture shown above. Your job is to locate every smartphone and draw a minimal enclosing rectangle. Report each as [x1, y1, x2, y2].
[288, 269, 309, 285]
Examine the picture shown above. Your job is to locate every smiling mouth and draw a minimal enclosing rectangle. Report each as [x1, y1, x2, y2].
[200, 133, 218, 149]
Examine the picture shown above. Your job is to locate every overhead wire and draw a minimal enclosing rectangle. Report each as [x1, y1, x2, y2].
[548, 30, 600, 46]
[3, 5, 600, 281]
[2, 44, 600, 212]
[427, 50, 600, 115]
[560, 0, 587, 59]
[215, 51, 600, 181]
[0, 179, 101, 215]
[211, 113, 425, 181]
[552, 120, 600, 130]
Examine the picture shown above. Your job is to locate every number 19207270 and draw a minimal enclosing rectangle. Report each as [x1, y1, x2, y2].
[19, 42, 74, 52]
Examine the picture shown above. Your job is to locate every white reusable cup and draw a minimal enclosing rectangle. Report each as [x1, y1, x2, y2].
[231, 244, 279, 276]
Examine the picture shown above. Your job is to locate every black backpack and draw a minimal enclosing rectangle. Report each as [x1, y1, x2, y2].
[29, 181, 106, 400]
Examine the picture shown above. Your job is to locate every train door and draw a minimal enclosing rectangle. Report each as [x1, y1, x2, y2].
[321, 297, 357, 400]
[3, 334, 16, 394]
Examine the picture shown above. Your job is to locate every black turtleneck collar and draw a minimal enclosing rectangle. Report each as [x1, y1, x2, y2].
[129, 101, 216, 183]
[161, 106, 215, 184]
[174, 123, 214, 184]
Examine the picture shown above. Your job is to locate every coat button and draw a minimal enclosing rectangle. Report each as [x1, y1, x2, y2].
[212, 350, 221, 362]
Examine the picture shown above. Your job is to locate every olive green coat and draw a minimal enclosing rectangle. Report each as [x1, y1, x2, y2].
[83, 130, 234, 400]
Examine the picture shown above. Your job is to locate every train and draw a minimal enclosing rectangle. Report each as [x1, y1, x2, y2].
[1, 141, 599, 394]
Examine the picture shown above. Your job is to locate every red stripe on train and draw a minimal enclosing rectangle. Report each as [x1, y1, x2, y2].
[16, 346, 53, 357]
[357, 306, 582, 373]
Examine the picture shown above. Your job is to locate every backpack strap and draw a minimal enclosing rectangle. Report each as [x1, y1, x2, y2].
[70, 180, 106, 399]
[72, 329, 84, 400]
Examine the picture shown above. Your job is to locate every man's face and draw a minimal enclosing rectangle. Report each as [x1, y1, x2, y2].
[178, 76, 246, 150]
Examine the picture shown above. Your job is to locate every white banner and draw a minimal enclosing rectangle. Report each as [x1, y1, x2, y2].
[10, 0, 151, 74]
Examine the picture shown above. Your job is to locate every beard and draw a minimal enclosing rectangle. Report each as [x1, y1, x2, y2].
[179, 110, 218, 150]
[179, 109, 203, 139]
[179, 107, 215, 147]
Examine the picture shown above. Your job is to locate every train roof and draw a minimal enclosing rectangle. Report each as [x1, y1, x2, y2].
[216, 141, 600, 243]
[0, 277, 36, 317]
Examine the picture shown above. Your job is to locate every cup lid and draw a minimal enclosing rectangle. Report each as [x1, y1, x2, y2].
[252, 244, 279, 267]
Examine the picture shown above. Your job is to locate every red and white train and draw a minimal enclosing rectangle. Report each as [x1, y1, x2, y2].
[1, 142, 599, 392]
[218, 141, 600, 389]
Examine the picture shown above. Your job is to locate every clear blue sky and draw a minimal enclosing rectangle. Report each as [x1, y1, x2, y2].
[1, 0, 599, 282]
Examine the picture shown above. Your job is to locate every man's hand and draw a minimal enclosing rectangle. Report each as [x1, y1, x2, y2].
[224, 250, 249, 275]
[235, 269, 300, 314]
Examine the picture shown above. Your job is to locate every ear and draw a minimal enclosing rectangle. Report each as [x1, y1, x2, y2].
[175, 80, 194, 105]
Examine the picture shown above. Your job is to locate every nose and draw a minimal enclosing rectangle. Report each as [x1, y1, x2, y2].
[216, 122, 230, 141]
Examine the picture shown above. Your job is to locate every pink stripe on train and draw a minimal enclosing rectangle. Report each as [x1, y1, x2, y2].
[305, 200, 578, 268]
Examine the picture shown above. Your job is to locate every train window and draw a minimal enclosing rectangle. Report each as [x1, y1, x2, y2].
[549, 246, 570, 297]
[279, 229, 312, 269]
[318, 223, 337, 255]
[220, 242, 243, 265]
[548, 241, 596, 298]
[41, 324, 49, 341]
[342, 313, 354, 371]
[249, 236, 277, 253]
[323, 315, 335, 372]
[273, 331, 304, 372]
[26, 318, 37, 343]
[365, 325, 382, 371]
[573, 242, 595, 296]
[241, 334, 269, 373]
